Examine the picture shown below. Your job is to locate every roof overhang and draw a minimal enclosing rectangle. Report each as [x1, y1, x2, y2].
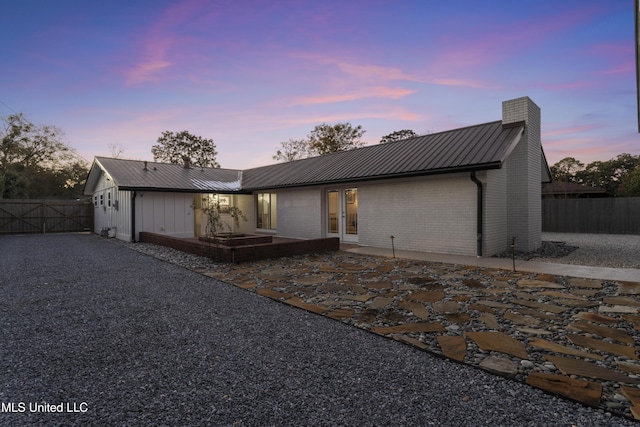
[115, 186, 251, 194]
[83, 158, 114, 196]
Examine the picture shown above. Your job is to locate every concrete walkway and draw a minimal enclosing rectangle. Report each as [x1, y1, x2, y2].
[344, 246, 640, 282]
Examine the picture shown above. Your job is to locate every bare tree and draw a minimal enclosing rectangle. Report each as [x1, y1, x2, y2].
[273, 139, 315, 162]
[107, 143, 125, 158]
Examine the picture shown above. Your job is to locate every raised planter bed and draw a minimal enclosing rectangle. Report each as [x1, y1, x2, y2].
[139, 232, 339, 263]
[198, 234, 272, 247]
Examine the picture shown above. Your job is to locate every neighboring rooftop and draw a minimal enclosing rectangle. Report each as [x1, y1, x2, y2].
[542, 181, 610, 198]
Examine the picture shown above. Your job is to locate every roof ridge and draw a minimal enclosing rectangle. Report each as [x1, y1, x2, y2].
[95, 156, 242, 173]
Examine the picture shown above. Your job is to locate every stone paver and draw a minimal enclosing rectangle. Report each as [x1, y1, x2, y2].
[479, 356, 519, 376]
[436, 335, 466, 361]
[545, 355, 640, 384]
[193, 250, 640, 421]
[567, 334, 639, 359]
[528, 337, 605, 360]
[466, 331, 528, 359]
[526, 373, 602, 407]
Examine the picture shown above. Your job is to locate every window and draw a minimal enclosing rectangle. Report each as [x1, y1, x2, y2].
[94, 196, 98, 207]
[99, 194, 104, 206]
[107, 192, 111, 207]
[257, 193, 277, 230]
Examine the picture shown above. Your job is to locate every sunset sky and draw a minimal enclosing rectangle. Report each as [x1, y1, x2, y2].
[2, 0, 638, 169]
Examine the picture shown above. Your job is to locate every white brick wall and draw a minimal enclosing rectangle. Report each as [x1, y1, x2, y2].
[503, 97, 542, 251]
[482, 169, 508, 255]
[276, 188, 322, 239]
[358, 174, 477, 256]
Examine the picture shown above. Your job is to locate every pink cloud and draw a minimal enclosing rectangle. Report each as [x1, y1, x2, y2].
[590, 43, 635, 76]
[533, 81, 598, 91]
[430, 78, 498, 89]
[423, 6, 601, 87]
[543, 124, 600, 138]
[123, 0, 211, 86]
[291, 86, 416, 106]
[277, 107, 423, 128]
[333, 61, 419, 84]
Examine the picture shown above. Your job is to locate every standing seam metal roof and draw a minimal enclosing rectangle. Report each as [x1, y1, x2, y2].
[84, 120, 526, 195]
[85, 157, 244, 194]
[241, 121, 524, 190]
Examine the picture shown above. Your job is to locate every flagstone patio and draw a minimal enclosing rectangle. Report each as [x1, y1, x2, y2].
[194, 250, 640, 421]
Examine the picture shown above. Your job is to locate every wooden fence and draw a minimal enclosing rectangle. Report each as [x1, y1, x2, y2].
[542, 197, 640, 234]
[0, 199, 94, 235]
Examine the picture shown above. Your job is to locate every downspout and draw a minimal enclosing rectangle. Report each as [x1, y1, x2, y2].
[470, 172, 483, 257]
[131, 191, 137, 242]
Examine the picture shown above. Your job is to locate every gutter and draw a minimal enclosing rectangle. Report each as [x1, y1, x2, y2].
[470, 172, 483, 257]
[131, 191, 137, 242]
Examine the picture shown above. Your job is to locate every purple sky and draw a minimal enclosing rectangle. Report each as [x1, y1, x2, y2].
[2, 0, 638, 169]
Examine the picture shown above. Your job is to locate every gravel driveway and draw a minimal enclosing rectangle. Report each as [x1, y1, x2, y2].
[0, 234, 634, 426]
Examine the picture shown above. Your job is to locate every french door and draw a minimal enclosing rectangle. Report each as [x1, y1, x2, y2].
[327, 188, 358, 243]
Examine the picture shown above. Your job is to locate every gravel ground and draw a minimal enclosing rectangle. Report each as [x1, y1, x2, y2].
[536, 232, 640, 269]
[0, 234, 636, 426]
[492, 232, 640, 269]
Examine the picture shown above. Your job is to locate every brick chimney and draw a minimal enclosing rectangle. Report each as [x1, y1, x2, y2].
[502, 97, 542, 252]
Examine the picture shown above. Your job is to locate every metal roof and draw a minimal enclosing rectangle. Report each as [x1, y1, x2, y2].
[83, 157, 244, 195]
[241, 121, 524, 190]
[84, 120, 530, 195]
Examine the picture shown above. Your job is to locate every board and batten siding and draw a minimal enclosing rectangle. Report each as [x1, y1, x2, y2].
[91, 170, 118, 236]
[135, 192, 195, 240]
[357, 174, 477, 256]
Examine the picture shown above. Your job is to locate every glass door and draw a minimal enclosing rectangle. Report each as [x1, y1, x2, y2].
[326, 188, 358, 243]
[343, 188, 358, 242]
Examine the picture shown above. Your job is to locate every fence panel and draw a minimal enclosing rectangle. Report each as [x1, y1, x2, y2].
[542, 198, 640, 234]
[0, 199, 94, 235]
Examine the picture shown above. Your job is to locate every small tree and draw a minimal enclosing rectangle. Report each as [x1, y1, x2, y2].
[380, 129, 418, 143]
[197, 194, 247, 258]
[152, 130, 220, 168]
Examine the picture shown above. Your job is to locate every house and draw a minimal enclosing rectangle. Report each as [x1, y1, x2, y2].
[542, 181, 610, 199]
[84, 96, 551, 257]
